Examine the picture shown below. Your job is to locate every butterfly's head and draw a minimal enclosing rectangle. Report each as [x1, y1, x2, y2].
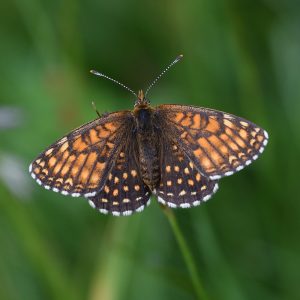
[134, 90, 150, 108]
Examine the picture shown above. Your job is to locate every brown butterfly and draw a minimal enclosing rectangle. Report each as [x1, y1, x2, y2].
[29, 55, 268, 216]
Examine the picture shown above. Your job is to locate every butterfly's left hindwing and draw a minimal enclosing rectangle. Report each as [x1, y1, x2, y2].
[156, 104, 268, 180]
[155, 138, 219, 208]
[29, 111, 132, 198]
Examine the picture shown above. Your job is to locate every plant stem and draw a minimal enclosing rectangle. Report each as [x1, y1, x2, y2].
[161, 205, 209, 300]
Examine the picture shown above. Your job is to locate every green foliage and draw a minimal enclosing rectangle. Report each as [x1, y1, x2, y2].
[0, 0, 300, 299]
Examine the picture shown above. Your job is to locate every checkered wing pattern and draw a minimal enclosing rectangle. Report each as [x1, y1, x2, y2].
[88, 139, 151, 216]
[29, 111, 132, 198]
[156, 105, 269, 180]
[155, 140, 218, 208]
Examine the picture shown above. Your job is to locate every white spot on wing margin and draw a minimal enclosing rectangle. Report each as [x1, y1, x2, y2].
[122, 210, 132, 216]
[158, 196, 166, 205]
[99, 208, 108, 214]
[136, 205, 145, 213]
[88, 200, 96, 209]
[84, 191, 97, 198]
[71, 193, 80, 197]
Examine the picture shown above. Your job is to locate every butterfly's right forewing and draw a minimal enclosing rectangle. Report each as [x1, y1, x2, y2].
[29, 111, 133, 198]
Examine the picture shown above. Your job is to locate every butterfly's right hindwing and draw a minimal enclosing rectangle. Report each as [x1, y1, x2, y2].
[88, 137, 151, 216]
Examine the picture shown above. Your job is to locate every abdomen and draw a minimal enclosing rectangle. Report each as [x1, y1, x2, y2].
[137, 133, 160, 190]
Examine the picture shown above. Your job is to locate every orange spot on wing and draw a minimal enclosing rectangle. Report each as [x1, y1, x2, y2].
[239, 129, 248, 140]
[65, 178, 73, 186]
[204, 118, 220, 133]
[181, 117, 192, 126]
[80, 169, 90, 183]
[95, 129, 109, 139]
[106, 142, 115, 149]
[61, 164, 70, 176]
[219, 144, 229, 157]
[180, 131, 188, 139]
[208, 135, 222, 149]
[71, 154, 86, 177]
[89, 162, 105, 185]
[53, 163, 63, 175]
[211, 152, 223, 164]
[201, 156, 214, 171]
[97, 123, 115, 138]
[45, 148, 53, 156]
[225, 128, 246, 148]
[55, 178, 63, 184]
[62, 151, 69, 160]
[75, 154, 88, 167]
[60, 142, 69, 152]
[41, 168, 48, 175]
[223, 119, 235, 129]
[174, 112, 185, 123]
[89, 129, 100, 144]
[48, 157, 57, 167]
[85, 152, 98, 169]
[257, 135, 264, 142]
[73, 138, 87, 151]
[105, 122, 117, 131]
[191, 114, 201, 128]
[193, 148, 203, 157]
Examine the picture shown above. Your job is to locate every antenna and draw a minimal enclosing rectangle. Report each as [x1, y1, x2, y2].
[144, 54, 183, 97]
[90, 70, 137, 98]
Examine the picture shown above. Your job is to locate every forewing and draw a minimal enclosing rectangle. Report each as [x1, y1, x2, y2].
[29, 111, 132, 197]
[88, 139, 151, 216]
[156, 104, 268, 180]
[154, 139, 218, 208]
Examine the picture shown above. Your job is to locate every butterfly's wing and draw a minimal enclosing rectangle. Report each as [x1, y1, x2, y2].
[29, 111, 133, 198]
[88, 138, 151, 216]
[155, 104, 268, 180]
[154, 139, 218, 208]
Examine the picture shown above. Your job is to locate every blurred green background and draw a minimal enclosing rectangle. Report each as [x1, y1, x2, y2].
[1, 0, 300, 299]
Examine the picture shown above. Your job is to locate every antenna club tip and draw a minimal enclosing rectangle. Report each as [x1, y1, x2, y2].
[90, 69, 102, 76]
[176, 54, 184, 61]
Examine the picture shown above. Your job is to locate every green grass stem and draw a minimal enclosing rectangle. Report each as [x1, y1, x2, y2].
[161, 205, 209, 300]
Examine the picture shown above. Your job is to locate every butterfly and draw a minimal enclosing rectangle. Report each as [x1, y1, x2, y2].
[29, 55, 268, 216]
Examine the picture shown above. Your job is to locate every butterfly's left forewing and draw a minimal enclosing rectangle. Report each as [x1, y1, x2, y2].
[156, 104, 268, 180]
[29, 111, 132, 197]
